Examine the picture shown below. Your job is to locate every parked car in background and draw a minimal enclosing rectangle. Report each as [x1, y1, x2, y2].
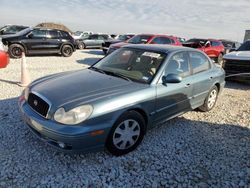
[72, 31, 93, 40]
[223, 40, 250, 83]
[220, 39, 241, 54]
[102, 34, 135, 54]
[183, 39, 225, 65]
[108, 34, 182, 54]
[75, 34, 111, 49]
[0, 25, 29, 36]
[1, 27, 77, 58]
[19, 44, 225, 155]
[0, 50, 9, 68]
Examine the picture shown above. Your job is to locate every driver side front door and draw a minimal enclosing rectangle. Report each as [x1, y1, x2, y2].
[154, 52, 193, 123]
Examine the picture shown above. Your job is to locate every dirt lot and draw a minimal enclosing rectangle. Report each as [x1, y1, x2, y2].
[0, 50, 249, 187]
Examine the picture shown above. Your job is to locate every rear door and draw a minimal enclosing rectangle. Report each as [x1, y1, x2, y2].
[155, 51, 193, 123]
[188, 51, 214, 108]
[23, 29, 48, 53]
[84, 34, 98, 47]
[46, 30, 62, 53]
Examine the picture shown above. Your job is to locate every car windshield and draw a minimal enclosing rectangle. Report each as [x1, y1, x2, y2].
[128, 35, 152, 44]
[0, 25, 27, 34]
[237, 41, 250, 51]
[74, 31, 82, 36]
[16, 27, 32, 35]
[118, 35, 128, 41]
[184, 39, 207, 48]
[221, 41, 233, 47]
[92, 48, 166, 84]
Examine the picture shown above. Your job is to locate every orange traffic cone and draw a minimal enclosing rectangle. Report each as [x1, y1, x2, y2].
[18, 52, 30, 87]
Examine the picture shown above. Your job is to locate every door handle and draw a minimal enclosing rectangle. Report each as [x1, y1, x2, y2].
[185, 83, 191, 88]
[209, 76, 213, 80]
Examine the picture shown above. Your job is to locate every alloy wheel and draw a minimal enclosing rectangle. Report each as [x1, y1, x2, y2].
[208, 89, 217, 109]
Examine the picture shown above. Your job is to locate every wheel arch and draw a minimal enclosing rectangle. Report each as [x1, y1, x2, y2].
[9, 42, 28, 54]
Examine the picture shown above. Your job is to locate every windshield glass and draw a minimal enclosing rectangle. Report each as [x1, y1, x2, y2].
[118, 35, 127, 41]
[93, 48, 166, 84]
[15, 27, 32, 35]
[237, 41, 250, 51]
[128, 35, 152, 44]
[74, 31, 82, 36]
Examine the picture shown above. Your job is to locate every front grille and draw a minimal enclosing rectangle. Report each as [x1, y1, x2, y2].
[224, 59, 250, 75]
[27, 93, 50, 118]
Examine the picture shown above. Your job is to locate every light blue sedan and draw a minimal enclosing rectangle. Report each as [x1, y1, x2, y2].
[19, 44, 225, 156]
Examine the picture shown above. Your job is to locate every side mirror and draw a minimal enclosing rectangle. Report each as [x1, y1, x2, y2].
[27, 33, 33, 38]
[162, 74, 182, 85]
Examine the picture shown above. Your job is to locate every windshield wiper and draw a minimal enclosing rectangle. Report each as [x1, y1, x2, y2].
[89, 67, 106, 74]
[103, 70, 132, 82]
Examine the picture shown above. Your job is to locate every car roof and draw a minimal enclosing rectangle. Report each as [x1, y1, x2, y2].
[122, 44, 196, 54]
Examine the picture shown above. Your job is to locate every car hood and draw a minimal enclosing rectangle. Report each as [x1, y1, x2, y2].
[223, 51, 250, 60]
[29, 69, 148, 109]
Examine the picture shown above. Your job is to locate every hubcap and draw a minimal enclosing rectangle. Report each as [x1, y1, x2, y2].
[64, 47, 71, 55]
[208, 89, 217, 109]
[113, 119, 141, 150]
[12, 47, 22, 57]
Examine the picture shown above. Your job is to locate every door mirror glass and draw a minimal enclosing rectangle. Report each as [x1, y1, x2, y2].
[162, 74, 182, 85]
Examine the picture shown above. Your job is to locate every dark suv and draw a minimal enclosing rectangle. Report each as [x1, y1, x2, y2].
[1, 27, 77, 58]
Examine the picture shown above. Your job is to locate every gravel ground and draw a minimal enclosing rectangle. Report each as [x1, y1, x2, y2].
[0, 50, 249, 188]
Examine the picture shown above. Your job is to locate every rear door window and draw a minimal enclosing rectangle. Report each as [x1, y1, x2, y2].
[47, 30, 60, 39]
[189, 52, 211, 74]
[165, 52, 190, 78]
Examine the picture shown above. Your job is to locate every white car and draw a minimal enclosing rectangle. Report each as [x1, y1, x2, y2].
[223, 40, 250, 83]
[72, 31, 93, 40]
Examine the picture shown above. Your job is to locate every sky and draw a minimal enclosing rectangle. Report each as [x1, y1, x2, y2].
[0, 0, 249, 41]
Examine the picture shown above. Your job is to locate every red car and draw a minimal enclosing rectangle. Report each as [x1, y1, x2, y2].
[108, 34, 182, 54]
[0, 50, 9, 68]
[183, 38, 225, 65]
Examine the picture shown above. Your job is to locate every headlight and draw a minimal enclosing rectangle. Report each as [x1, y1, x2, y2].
[54, 105, 93, 125]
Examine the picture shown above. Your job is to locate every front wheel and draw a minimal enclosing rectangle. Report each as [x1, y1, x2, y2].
[8, 44, 25, 58]
[106, 111, 146, 156]
[61, 45, 73, 57]
[199, 86, 218, 112]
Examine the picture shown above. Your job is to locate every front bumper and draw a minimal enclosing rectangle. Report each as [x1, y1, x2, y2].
[19, 98, 112, 153]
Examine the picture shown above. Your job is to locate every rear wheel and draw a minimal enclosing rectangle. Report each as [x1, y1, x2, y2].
[9, 44, 24, 58]
[199, 86, 218, 112]
[78, 42, 85, 50]
[106, 111, 146, 156]
[61, 45, 73, 57]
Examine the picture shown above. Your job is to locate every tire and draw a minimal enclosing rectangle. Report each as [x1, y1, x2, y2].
[199, 86, 218, 112]
[61, 45, 73, 57]
[106, 111, 146, 156]
[217, 53, 223, 66]
[102, 49, 107, 54]
[8, 44, 25, 58]
[78, 42, 85, 50]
